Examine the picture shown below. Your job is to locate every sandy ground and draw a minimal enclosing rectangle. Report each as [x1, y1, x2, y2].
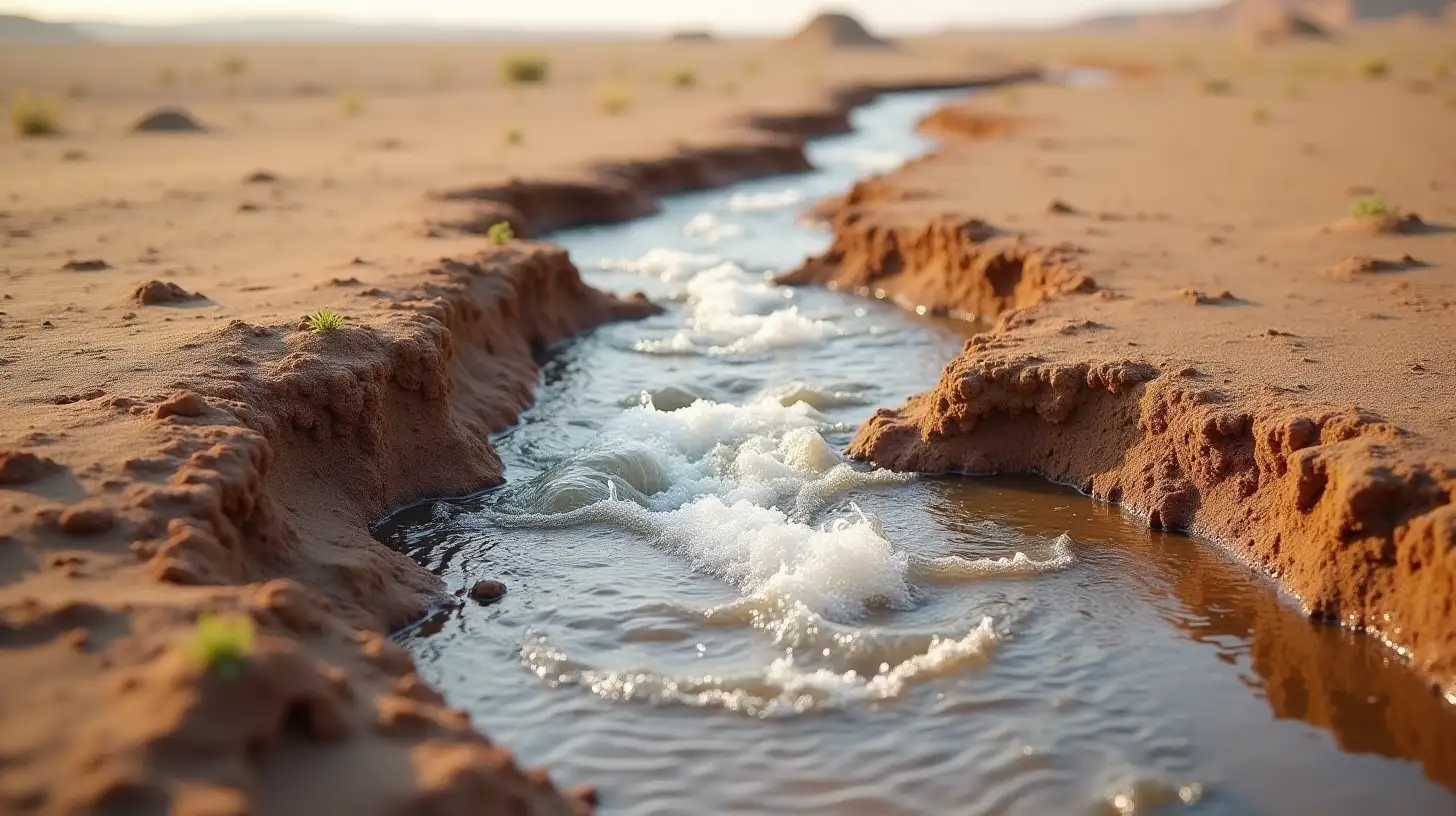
[0, 35, 1026, 815]
[790, 26, 1456, 692]
[3, 22, 1454, 812]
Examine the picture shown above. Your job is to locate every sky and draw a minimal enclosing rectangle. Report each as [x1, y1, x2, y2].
[11, 1, 1213, 32]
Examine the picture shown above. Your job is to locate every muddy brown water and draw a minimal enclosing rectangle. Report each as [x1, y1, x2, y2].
[377, 89, 1456, 815]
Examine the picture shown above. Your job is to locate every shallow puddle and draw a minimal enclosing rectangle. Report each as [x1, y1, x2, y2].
[378, 89, 1456, 814]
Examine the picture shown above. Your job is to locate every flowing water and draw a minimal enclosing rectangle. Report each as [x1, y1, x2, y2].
[377, 89, 1456, 814]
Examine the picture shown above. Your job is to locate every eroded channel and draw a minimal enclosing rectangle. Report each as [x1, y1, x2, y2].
[377, 89, 1456, 815]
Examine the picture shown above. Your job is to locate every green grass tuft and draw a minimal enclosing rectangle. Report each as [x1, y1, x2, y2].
[1349, 196, 1391, 219]
[1201, 78, 1234, 96]
[504, 127, 523, 146]
[306, 308, 345, 332]
[487, 221, 515, 245]
[1250, 105, 1270, 124]
[11, 91, 61, 137]
[599, 85, 631, 116]
[501, 54, 549, 85]
[1357, 56, 1390, 80]
[668, 68, 697, 89]
[156, 66, 177, 87]
[186, 613, 255, 680]
[339, 92, 364, 117]
[219, 55, 248, 77]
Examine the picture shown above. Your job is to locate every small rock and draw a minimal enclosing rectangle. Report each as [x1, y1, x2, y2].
[154, 390, 209, 419]
[243, 169, 279, 184]
[0, 451, 60, 485]
[132, 280, 202, 305]
[58, 504, 115, 534]
[62, 259, 110, 272]
[1046, 199, 1078, 215]
[467, 580, 507, 604]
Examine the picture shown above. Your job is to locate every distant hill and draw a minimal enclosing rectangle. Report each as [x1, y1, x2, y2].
[1073, 0, 1452, 31]
[0, 14, 91, 43]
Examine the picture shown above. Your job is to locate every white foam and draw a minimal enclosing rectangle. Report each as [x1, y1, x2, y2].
[817, 147, 904, 173]
[597, 247, 721, 282]
[727, 188, 805, 213]
[912, 533, 1076, 581]
[682, 212, 745, 243]
[520, 615, 996, 717]
[655, 262, 841, 356]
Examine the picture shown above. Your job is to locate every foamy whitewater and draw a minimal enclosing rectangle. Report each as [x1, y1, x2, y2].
[467, 275, 1077, 714]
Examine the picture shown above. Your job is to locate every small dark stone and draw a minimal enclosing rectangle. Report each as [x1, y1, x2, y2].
[467, 580, 507, 604]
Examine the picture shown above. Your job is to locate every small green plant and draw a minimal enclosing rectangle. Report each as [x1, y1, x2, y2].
[487, 221, 514, 245]
[501, 54, 549, 85]
[1000, 86, 1022, 107]
[599, 85, 631, 116]
[504, 126, 523, 146]
[668, 68, 697, 89]
[65, 82, 88, 100]
[339, 92, 364, 117]
[306, 307, 345, 332]
[156, 66, 177, 87]
[219, 55, 248, 77]
[1201, 78, 1234, 96]
[1250, 105, 1270, 124]
[186, 613, 255, 680]
[1357, 56, 1389, 80]
[1349, 195, 1391, 219]
[10, 91, 61, 137]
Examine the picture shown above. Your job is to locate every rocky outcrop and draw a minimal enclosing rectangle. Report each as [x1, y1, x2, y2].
[851, 348, 1456, 695]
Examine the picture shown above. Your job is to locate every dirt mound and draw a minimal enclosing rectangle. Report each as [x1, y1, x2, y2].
[132, 107, 207, 133]
[789, 11, 891, 49]
[132, 279, 204, 304]
[1244, 9, 1330, 42]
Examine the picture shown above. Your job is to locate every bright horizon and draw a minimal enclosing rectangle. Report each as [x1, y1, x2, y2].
[9, 0, 1218, 33]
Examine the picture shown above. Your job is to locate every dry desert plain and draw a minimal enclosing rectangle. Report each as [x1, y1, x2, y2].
[1, 21, 1455, 814]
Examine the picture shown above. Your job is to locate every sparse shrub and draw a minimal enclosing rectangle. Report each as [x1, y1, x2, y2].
[1357, 56, 1389, 80]
[668, 68, 697, 89]
[1251, 106, 1270, 124]
[1000, 86, 1022, 107]
[340, 92, 364, 117]
[1349, 195, 1391, 219]
[185, 613, 255, 680]
[487, 221, 514, 245]
[743, 57, 761, 76]
[65, 82, 87, 100]
[501, 54, 549, 85]
[219, 55, 248, 77]
[599, 85, 631, 116]
[504, 127, 523, 146]
[10, 91, 61, 137]
[1285, 82, 1303, 100]
[156, 66, 178, 87]
[1201, 78, 1234, 95]
[1172, 51, 1199, 73]
[306, 307, 345, 332]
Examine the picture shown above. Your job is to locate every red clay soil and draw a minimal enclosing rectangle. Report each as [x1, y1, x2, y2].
[797, 81, 1456, 697]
